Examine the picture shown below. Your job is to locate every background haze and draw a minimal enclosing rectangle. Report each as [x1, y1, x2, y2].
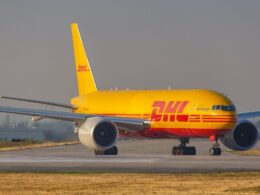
[0, 1, 260, 112]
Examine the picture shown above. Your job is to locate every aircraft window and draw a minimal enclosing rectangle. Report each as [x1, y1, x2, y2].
[212, 105, 221, 110]
[212, 105, 235, 111]
[221, 105, 229, 111]
[229, 105, 236, 111]
[221, 105, 236, 111]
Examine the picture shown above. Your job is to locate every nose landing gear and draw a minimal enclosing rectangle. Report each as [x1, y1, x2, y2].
[172, 138, 196, 155]
[209, 146, 221, 156]
[209, 135, 221, 156]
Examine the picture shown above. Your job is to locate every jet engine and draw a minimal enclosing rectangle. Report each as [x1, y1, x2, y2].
[78, 117, 118, 150]
[220, 120, 258, 151]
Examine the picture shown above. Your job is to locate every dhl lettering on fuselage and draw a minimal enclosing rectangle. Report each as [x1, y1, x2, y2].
[150, 100, 237, 123]
[151, 101, 189, 122]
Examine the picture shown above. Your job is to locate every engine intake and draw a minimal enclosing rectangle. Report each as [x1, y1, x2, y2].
[220, 120, 258, 151]
[78, 117, 118, 150]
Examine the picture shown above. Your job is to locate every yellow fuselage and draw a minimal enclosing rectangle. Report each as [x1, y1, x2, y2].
[71, 89, 237, 138]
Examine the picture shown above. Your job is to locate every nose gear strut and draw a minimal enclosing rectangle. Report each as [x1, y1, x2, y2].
[209, 136, 221, 156]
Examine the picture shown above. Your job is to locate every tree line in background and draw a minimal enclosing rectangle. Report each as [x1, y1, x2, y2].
[0, 114, 76, 141]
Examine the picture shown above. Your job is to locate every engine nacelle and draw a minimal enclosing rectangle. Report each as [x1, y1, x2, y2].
[78, 117, 118, 150]
[220, 120, 258, 151]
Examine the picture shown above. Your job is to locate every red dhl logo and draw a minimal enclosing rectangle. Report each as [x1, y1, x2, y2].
[151, 101, 189, 122]
[77, 65, 89, 72]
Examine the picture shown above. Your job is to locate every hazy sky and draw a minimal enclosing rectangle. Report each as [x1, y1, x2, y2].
[0, 1, 260, 112]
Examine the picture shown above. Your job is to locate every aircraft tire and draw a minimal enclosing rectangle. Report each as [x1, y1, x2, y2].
[188, 146, 196, 155]
[209, 147, 221, 156]
[183, 147, 196, 155]
[95, 146, 118, 155]
[172, 147, 183, 155]
[215, 147, 221, 155]
[104, 146, 118, 155]
[172, 146, 196, 155]
[94, 149, 103, 155]
[172, 147, 177, 155]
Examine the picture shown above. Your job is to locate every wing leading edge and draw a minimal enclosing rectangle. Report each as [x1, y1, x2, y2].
[238, 111, 260, 120]
[0, 96, 74, 109]
[0, 106, 149, 132]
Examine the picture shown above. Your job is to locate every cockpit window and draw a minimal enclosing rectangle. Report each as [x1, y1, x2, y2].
[221, 105, 229, 111]
[212, 105, 221, 110]
[212, 105, 236, 112]
[229, 105, 236, 111]
[212, 105, 220, 110]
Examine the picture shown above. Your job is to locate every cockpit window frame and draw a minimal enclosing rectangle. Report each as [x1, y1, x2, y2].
[212, 105, 236, 112]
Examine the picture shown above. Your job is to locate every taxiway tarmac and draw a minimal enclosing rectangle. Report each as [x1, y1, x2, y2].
[0, 139, 259, 173]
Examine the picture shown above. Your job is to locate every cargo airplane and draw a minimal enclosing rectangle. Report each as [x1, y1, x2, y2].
[0, 23, 259, 156]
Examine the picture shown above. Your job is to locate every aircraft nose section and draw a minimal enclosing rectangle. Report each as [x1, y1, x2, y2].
[216, 112, 237, 130]
[206, 111, 237, 132]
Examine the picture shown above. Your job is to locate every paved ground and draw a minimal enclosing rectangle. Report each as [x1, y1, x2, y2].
[0, 139, 259, 173]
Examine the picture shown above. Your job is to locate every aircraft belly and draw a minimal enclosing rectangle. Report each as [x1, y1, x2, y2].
[146, 120, 235, 138]
[143, 127, 231, 138]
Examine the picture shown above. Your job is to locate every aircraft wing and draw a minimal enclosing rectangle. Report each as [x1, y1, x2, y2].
[0, 106, 149, 132]
[238, 111, 260, 120]
[0, 96, 74, 109]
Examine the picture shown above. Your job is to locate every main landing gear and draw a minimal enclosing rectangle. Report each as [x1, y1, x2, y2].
[209, 136, 221, 156]
[172, 138, 196, 155]
[94, 146, 118, 155]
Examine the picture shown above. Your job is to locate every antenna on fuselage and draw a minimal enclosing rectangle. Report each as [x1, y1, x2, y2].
[222, 92, 229, 97]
